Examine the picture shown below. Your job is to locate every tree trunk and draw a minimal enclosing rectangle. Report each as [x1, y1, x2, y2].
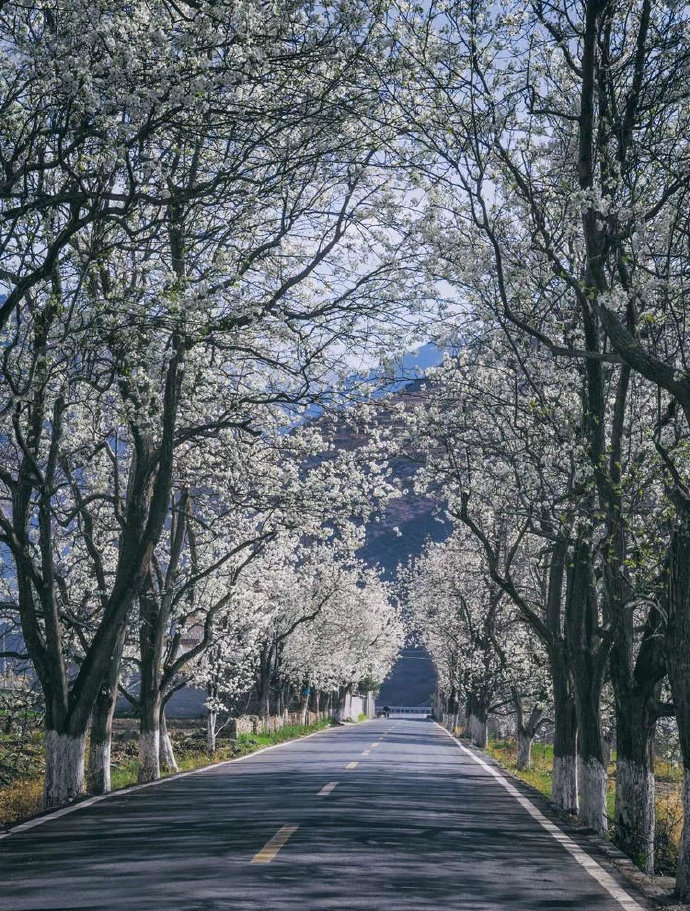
[552, 700, 578, 814]
[138, 697, 161, 783]
[573, 676, 607, 834]
[541, 538, 579, 813]
[262, 689, 271, 731]
[207, 710, 217, 753]
[159, 708, 178, 773]
[299, 684, 309, 726]
[610, 621, 664, 874]
[138, 577, 164, 783]
[577, 752, 608, 834]
[566, 538, 608, 834]
[551, 655, 579, 814]
[447, 687, 460, 734]
[467, 694, 488, 748]
[516, 727, 533, 771]
[258, 655, 272, 731]
[87, 626, 125, 795]
[679, 773, 690, 901]
[87, 693, 114, 795]
[44, 730, 86, 808]
[615, 755, 655, 873]
[668, 502, 690, 899]
[470, 714, 487, 748]
[513, 695, 546, 772]
[281, 683, 290, 725]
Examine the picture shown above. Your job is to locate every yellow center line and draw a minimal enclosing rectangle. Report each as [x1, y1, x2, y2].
[318, 781, 339, 796]
[251, 825, 299, 864]
[345, 761, 358, 770]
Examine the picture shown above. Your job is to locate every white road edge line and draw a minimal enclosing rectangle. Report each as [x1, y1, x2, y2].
[437, 724, 645, 911]
[0, 725, 342, 841]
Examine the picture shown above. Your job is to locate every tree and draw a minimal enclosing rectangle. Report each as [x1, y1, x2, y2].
[281, 553, 403, 716]
[388, 0, 684, 872]
[191, 534, 403, 740]
[409, 530, 508, 748]
[0, 0, 423, 807]
[409, 528, 549, 761]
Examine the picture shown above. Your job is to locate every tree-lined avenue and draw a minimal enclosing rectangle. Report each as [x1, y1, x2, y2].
[0, 720, 649, 910]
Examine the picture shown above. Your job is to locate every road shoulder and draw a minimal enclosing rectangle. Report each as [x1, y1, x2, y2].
[438, 724, 668, 911]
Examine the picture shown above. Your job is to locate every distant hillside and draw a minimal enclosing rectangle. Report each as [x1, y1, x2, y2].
[4, 358, 445, 716]
[376, 646, 437, 708]
[335, 376, 447, 707]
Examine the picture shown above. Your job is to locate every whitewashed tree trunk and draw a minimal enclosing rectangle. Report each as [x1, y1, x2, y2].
[577, 756, 608, 834]
[299, 686, 309, 726]
[138, 730, 160, 783]
[615, 758, 654, 874]
[207, 711, 217, 752]
[159, 714, 178, 772]
[87, 695, 114, 795]
[86, 627, 124, 795]
[551, 683, 578, 813]
[552, 755, 578, 814]
[44, 731, 86, 808]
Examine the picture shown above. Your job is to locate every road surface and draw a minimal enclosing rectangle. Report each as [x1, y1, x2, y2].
[0, 720, 649, 910]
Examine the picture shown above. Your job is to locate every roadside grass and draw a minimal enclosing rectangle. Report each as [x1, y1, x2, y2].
[0, 775, 43, 827]
[485, 736, 682, 875]
[655, 785, 683, 874]
[486, 739, 554, 799]
[1, 718, 333, 829]
[0, 725, 45, 826]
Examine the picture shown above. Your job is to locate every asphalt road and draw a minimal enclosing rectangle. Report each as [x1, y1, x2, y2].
[0, 720, 649, 911]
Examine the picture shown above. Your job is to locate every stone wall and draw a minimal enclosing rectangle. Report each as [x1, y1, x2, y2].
[362, 692, 376, 718]
[229, 710, 331, 737]
[229, 698, 377, 736]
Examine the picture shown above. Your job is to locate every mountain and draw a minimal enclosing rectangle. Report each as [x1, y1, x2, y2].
[3, 346, 445, 715]
[327, 370, 447, 707]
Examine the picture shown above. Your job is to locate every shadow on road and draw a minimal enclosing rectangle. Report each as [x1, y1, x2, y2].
[0, 721, 636, 911]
